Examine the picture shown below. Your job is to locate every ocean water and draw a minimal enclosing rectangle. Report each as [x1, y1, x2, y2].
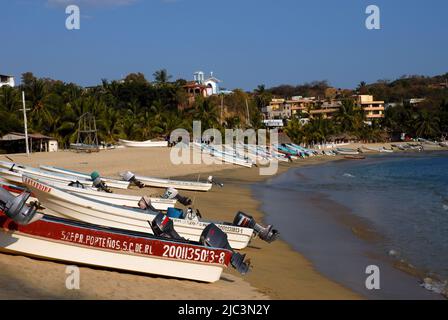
[253, 152, 448, 299]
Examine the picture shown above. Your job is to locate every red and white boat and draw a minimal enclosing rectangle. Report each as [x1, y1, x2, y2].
[0, 212, 232, 282]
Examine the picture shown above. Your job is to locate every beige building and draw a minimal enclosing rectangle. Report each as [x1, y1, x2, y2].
[290, 97, 341, 119]
[356, 95, 385, 121]
[262, 98, 291, 119]
[288, 96, 315, 117]
[263, 96, 342, 120]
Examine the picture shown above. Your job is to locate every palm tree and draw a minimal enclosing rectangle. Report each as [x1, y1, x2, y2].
[190, 98, 220, 130]
[254, 84, 272, 109]
[284, 117, 304, 143]
[65, 96, 105, 143]
[413, 110, 440, 138]
[357, 81, 368, 94]
[26, 79, 53, 130]
[0, 86, 21, 113]
[97, 107, 123, 143]
[334, 99, 357, 133]
[0, 86, 23, 135]
[153, 69, 172, 84]
[303, 117, 334, 144]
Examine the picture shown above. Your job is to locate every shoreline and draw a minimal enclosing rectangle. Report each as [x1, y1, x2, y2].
[252, 150, 447, 299]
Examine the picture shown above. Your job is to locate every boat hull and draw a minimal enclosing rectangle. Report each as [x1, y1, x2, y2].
[0, 213, 229, 283]
[135, 175, 212, 192]
[0, 181, 176, 212]
[119, 139, 168, 148]
[0, 162, 129, 190]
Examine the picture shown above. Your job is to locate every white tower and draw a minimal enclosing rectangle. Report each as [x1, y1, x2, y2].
[194, 71, 205, 84]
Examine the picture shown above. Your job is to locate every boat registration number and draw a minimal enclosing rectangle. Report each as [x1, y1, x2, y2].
[162, 244, 226, 264]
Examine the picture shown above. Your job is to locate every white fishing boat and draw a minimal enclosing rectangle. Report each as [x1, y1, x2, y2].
[0, 161, 129, 190]
[334, 148, 360, 156]
[0, 191, 236, 282]
[120, 172, 213, 192]
[40, 164, 216, 193]
[193, 143, 253, 168]
[119, 139, 168, 148]
[23, 176, 256, 249]
[0, 179, 176, 211]
[40, 165, 130, 190]
[362, 146, 394, 153]
[0, 168, 100, 190]
[417, 138, 438, 146]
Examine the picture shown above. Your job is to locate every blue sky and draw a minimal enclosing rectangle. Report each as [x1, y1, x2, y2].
[1, 0, 447, 90]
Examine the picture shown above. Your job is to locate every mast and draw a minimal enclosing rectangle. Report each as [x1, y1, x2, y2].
[245, 98, 251, 127]
[22, 91, 30, 156]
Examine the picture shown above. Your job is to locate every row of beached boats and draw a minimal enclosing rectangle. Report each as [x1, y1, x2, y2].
[193, 142, 327, 167]
[194, 138, 448, 165]
[0, 161, 279, 282]
[193, 141, 412, 164]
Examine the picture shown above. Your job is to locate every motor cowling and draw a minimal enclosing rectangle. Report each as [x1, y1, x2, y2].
[0, 187, 42, 225]
[185, 207, 201, 220]
[91, 171, 112, 193]
[200, 223, 251, 275]
[233, 211, 279, 243]
[138, 196, 159, 212]
[161, 187, 192, 206]
[121, 171, 144, 188]
[149, 213, 184, 240]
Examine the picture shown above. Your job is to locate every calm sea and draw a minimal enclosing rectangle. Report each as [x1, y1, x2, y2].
[253, 152, 448, 299]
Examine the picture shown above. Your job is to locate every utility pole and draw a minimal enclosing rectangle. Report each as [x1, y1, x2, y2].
[220, 94, 224, 125]
[245, 98, 251, 127]
[22, 91, 30, 156]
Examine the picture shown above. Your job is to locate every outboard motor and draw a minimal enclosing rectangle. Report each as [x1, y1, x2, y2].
[167, 207, 186, 219]
[200, 224, 251, 275]
[91, 171, 112, 193]
[233, 211, 279, 243]
[207, 176, 224, 188]
[185, 207, 202, 220]
[68, 181, 86, 189]
[162, 187, 192, 206]
[149, 213, 184, 240]
[121, 171, 145, 188]
[138, 196, 158, 212]
[0, 187, 42, 225]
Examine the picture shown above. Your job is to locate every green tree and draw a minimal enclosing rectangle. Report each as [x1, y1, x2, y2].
[153, 69, 172, 84]
[413, 110, 440, 138]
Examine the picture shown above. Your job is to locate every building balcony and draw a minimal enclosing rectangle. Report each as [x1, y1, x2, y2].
[309, 108, 339, 115]
[363, 106, 385, 111]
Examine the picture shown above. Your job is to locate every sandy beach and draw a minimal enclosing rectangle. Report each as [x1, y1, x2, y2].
[2, 143, 446, 299]
[0, 146, 369, 300]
